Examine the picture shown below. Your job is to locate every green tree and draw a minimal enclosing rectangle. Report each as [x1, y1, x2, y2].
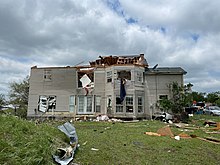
[183, 83, 194, 107]
[206, 92, 219, 104]
[169, 82, 186, 113]
[159, 82, 185, 114]
[8, 76, 29, 118]
[159, 98, 172, 112]
[216, 99, 220, 107]
[191, 91, 206, 102]
[0, 94, 6, 107]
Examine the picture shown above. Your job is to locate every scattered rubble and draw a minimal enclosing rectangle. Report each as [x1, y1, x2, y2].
[144, 121, 220, 144]
[95, 114, 109, 121]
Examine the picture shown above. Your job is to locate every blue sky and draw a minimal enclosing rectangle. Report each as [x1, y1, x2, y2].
[0, 0, 220, 95]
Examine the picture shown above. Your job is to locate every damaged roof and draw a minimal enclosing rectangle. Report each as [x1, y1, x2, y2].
[31, 54, 149, 70]
[145, 67, 187, 75]
[89, 54, 148, 67]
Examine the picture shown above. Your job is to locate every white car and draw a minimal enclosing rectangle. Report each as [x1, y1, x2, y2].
[204, 106, 220, 116]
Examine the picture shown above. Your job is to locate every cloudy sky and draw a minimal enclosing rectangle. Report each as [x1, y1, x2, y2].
[0, 0, 220, 95]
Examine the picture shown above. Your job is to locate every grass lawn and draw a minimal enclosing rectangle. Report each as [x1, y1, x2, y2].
[0, 113, 220, 165]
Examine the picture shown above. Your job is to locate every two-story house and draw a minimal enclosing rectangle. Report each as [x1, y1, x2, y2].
[27, 54, 186, 119]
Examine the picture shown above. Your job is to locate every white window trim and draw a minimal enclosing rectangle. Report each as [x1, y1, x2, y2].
[77, 95, 94, 114]
[137, 96, 144, 113]
[126, 95, 134, 113]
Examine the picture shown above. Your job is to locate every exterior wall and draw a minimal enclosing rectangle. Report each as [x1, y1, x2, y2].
[105, 65, 145, 118]
[27, 65, 185, 119]
[27, 67, 77, 117]
[144, 73, 184, 117]
[93, 68, 106, 114]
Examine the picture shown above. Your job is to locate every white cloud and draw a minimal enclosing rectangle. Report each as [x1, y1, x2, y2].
[0, 0, 220, 95]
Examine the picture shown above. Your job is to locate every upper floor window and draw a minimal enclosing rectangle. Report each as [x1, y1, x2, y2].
[78, 71, 94, 88]
[44, 69, 52, 81]
[117, 70, 131, 80]
[159, 95, 168, 100]
[106, 71, 112, 83]
[137, 72, 143, 82]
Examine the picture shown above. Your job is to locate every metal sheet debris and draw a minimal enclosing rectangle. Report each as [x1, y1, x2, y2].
[53, 122, 78, 165]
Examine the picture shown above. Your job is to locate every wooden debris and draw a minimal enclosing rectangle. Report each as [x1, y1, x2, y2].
[190, 134, 220, 144]
[205, 131, 220, 134]
[178, 132, 191, 139]
[157, 126, 174, 137]
[144, 132, 161, 136]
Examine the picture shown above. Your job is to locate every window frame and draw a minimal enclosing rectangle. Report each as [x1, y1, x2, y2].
[116, 95, 123, 113]
[95, 96, 101, 113]
[78, 95, 93, 114]
[44, 69, 52, 81]
[106, 71, 112, 83]
[38, 95, 56, 112]
[69, 95, 75, 112]
[136, 71, 143, 83]
[137, 96, 143, 113]
[126, 95, 134, 113]
[159, 95, 168, 100]
[117, 70, 131, 80]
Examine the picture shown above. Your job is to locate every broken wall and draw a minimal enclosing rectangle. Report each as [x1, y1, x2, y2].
[27, 67, 78, 117]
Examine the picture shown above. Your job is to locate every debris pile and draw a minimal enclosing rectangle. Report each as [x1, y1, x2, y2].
[144, 121, 220, 144]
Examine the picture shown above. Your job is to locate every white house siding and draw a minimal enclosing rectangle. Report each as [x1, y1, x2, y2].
[144, 73, 185, 117]
[27, 67, 77, 117]
[27, 58, 186, 119]
[93, 68, 106, 114]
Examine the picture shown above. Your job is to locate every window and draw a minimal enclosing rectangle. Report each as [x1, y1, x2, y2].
[116, 96, 123, 113]
[38, 96, 47, 112]
[78, 96, 93, 113]
[77, 71, 94, 88]
[159, 95, 168, 100]
[95, 96, 101, 113]
[44, 69, 52, 81]
[138, 96, 143, 113]
[69, 95, 75, 112]
[78, 96, 84, 112]
[86, 96, 92, 112]
[126, 96, 133, 113]
[38, 95, 56, 112]
[106, 71, 112, 83]
[117, 70, 131, 80]
[137, 72, 143, 82]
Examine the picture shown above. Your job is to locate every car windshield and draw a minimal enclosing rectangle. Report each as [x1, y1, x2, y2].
[210, 106, 220, 110]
